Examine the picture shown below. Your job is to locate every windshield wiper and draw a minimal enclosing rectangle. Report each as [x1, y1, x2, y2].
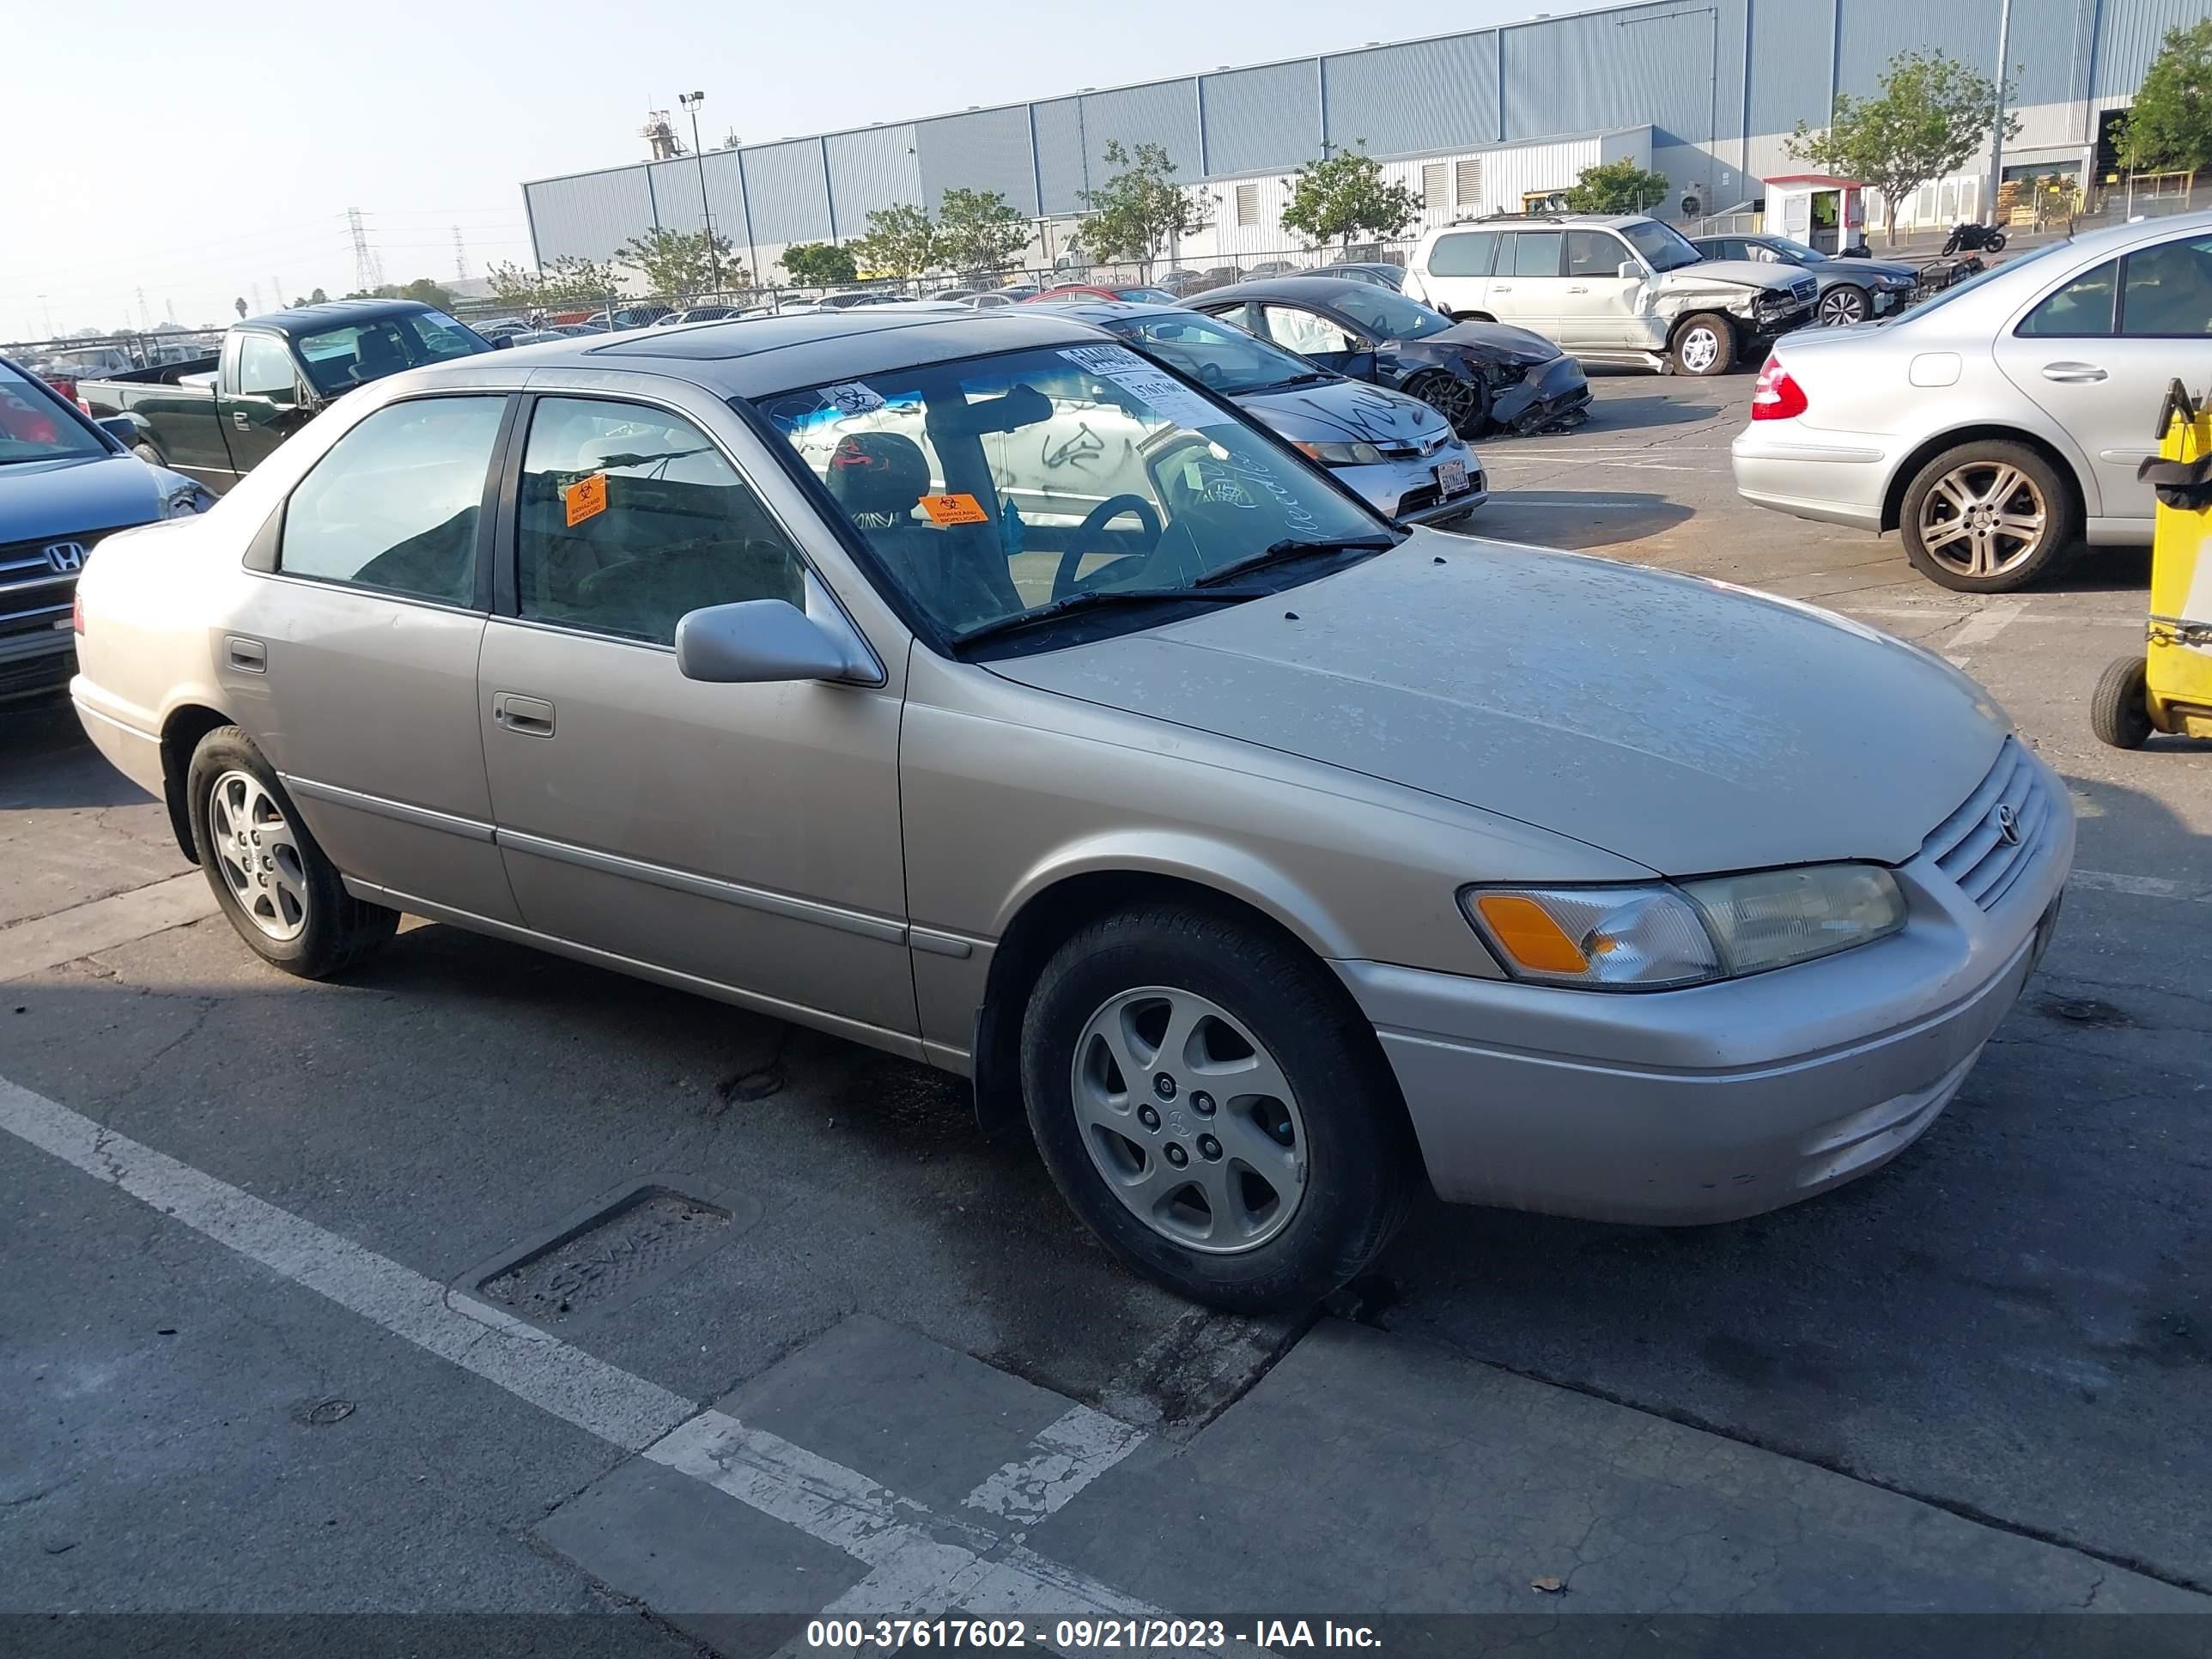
[951, 586, 1250, 649]
[1255, 370, 1336, 390]
[1194, 534, 1398, 588]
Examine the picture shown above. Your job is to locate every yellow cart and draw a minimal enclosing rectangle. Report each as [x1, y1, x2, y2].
[2093, 379, 2212, 747]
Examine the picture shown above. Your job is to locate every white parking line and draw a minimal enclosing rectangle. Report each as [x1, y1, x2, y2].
[2071, 869, 2211, 901]
[0, 1073, 1228, 1644]
[1943, 598, 2031, 668]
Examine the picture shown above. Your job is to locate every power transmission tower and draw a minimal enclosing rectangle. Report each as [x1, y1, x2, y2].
[453, 226, 468, 281]
[136, 287, 151, 330]
[347, 208, 379, 292]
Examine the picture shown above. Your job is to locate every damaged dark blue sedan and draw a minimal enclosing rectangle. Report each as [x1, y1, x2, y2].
[1193, 276, 1591, 438]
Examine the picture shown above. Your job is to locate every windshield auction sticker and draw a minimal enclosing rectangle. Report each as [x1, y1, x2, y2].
[563, 472, 608, 527]
[1058, 344, 1231, 431]
[821, 381, 888, 417]
[918, 491, 990, 526]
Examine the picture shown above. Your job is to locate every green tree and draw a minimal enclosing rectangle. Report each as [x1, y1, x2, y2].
[780, 242, 858, 285]
[1076, 141, 1210, 275]
[934, 188, 1033, 274]
[344, 276, 460, 309]
[616, 227, 744, 297]
[1279, 143, 1422, 250]
[1788, 49, 2020, 244]
[2118, 19, 2212, 173]
[486, 256, 622, 308]
[1562, 158, 1674, 214]
[850, 204, 939, 280]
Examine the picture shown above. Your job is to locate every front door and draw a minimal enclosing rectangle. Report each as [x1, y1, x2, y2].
[224, 331, 318, 476]
[1995, 231, 2212, 530]
[226, 391, 520, 920]
[1559, 230, 1647, 349]
[477, 392, 915, 1042]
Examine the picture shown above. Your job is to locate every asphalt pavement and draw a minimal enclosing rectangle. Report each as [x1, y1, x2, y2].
[3, 369, 2207, 1650]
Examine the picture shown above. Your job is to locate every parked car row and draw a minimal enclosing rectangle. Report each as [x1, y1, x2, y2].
[64, 303, 2073, 1311]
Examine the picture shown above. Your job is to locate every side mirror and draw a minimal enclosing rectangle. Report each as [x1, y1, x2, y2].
[490, 333, 513, 349]
[1341, 350, 1379, 380]
[675, 599, 874, 684]
[96, 416, 137, 447]
[1618, 261, 1644, 281]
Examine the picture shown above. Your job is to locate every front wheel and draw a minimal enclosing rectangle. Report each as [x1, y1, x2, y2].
[2090, 655, 2154, 749]
[1818, 284, 1869, 325]
[1670, 313, 1735, 376]
[185, 726, 398, 977]
[1404, 370, 1487, 436]
[1018, 904, 1418, 1311]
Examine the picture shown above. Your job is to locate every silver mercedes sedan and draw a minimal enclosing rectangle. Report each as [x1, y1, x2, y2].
[1733, 210, 2212, 592]
[70, 309, 2072, 1310]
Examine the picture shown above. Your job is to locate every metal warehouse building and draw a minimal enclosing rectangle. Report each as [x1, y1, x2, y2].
[520, 0, 2201, 282]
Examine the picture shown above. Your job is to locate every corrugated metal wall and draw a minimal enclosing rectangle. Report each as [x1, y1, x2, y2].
[2093, 0, 2204, 98]
[916, 106, 1038, 215]
[522, 0, 2184, 269]
[740, 141, 832, 246]
[1322, 35, 1499, 158]
[825, 125, 923, 240]
[1200, 61, 1322, 177]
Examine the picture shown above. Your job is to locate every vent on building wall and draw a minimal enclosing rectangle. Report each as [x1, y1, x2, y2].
[1422, 164, 1448, 210]
[1455, 159, 1482, 206]
[1236, 182, 1260, 227]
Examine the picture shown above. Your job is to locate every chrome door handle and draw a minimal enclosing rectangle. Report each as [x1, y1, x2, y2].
[491, 692, 555, 737]
[231, 410, 250, 431]
[1566, 286, 1589, 294]
[2041, 362, 2107, 382]
[1492, 285, 1512, 292]
[223, 635, 266, 672]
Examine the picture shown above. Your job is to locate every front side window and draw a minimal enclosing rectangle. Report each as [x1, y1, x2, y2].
[754, 343, 1390, 647]
[235, 334, 298, 398]
[280, 397, 504, 604]
[2017, 260, 2118, 337]
[516, 398, 806, 646]
[1565, 230, 1629, 277]
[1258, 306, 1359, 357]
[2120, 235, 2212, 337]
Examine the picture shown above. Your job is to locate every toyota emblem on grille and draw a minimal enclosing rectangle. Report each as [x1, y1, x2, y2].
[43, 541, 87, 574]
[1994, 803, 2021, 847]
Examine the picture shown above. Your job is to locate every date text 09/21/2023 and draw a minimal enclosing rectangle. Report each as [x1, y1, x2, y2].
[805, 1618, 1383, 1650]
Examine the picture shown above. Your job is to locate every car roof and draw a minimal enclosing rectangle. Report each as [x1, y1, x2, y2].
[434, 307, 1115, 398]
[1187, 276, 1381, 307]
[239, 298, 447, 336]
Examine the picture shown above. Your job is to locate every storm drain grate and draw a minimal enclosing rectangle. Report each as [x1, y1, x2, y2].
[473, 1182, 748, 1323]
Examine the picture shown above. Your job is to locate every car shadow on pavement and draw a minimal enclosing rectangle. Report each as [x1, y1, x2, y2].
[2037, 542, 2154, 596]
[1469, 489, 1695, 549]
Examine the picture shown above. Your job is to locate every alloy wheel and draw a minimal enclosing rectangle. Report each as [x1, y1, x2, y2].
[1917, 462, 2047, 580]
[1412, 375, 1484, 434]
[209, 770, 310, 940]
[1818, 287, 1868, 325]
[1677, 325, 1721, 373]
[1069, 986, 1308, 1254]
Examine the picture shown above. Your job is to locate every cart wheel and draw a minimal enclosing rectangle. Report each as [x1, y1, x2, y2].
[2090, 654, 2154, 750]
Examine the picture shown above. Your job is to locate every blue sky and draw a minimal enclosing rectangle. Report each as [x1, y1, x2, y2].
[3, 0, 1601, 340]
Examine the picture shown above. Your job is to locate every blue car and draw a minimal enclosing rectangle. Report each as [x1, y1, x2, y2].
[2, 356, 211, 703]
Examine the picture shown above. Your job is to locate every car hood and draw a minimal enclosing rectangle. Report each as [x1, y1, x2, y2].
[1237, 380, 1454, 449]
[1663, 259, 1809, 294]
[1826, 258, 1919, 284]
[1431, 320, 1560, 363]
[987, 537, 2008, 875]
[0, 452, 167, 542]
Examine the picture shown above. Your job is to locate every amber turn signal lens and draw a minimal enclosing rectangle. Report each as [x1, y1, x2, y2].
[1472, 894, 1589, 974]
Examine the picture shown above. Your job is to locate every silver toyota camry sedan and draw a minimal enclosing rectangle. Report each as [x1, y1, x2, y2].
[70, 309, 2072, 1310]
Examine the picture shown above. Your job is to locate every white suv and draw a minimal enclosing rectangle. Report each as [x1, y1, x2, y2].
[1402, 214, 1819, 376]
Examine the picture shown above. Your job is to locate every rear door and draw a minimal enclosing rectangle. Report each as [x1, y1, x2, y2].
[1485, 231, 1565, 340]
[1993, 230, 2212, 530]
[222, 330, 318, 477]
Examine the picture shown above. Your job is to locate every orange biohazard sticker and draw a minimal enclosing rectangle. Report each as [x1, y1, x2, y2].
[564, 472, 608, 527]
[918, 492, 989, 526]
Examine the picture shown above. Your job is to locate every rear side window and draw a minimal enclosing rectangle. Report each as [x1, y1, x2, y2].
[280, 397, 504, 605]
[515, 397, 806, 647]
[1426, 231, 1498, 278]
[2016, 260, 2118, 337]
[1505, 232, 1564, 276]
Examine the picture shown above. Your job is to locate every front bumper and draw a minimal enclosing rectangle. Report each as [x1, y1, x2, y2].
[0, 629, 76, 703]
[1731, 422, 1899, 531]
[1339, 751, 2075, 1225]
[1493, 356, 1591, 433]
[1340, 441, 1487, 524]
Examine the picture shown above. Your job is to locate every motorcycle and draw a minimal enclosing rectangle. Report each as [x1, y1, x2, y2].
[1941, 222, 2009, 256]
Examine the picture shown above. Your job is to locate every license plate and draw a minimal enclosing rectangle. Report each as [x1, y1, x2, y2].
[1437, 459, 1469, 496]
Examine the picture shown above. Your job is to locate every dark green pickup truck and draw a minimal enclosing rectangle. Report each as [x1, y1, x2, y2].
[76, 299, 496, 493]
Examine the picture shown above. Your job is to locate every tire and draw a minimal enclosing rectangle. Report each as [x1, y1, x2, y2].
[131, 442, 165, 467]
[1670, 313, 1735, 376]
[185, 726, 397, 978]
[2090, 655, 2155, 749]
[1817, 284, 1870, 325]
[1899, 441, 2077, 592]
[1987, 230, 2008, 252]
[1404, 370, 1488, 437]
[1018, 903, 1419, 1312]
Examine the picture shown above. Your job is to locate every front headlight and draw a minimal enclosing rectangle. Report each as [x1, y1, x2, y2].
[1462, 864, 1906, 990]
[1293, 439, 1385, 467]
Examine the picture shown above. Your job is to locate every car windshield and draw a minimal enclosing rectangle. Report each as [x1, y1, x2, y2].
[1102, 312, 1328, 396]
[0, 364, 105, 465]
[295, 311, 490, 396]
[1622, 219, 1705, 271]
[1763, 237, 1826, 265]
[1327, 287, 1451, 340]
[1114, 288, 1180, 304]
[1883, 241, 2072, 325]
[752, 343, 1393, 649]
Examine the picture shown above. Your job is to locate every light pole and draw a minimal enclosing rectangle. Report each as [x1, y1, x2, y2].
[678, 90, 722, 296]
